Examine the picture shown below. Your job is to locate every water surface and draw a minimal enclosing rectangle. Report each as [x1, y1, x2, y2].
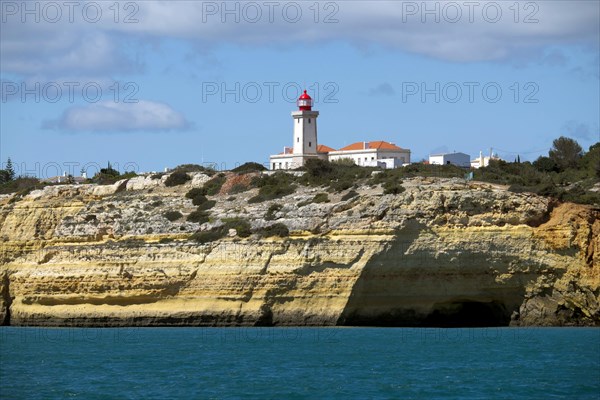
[1, 327, 598, 399]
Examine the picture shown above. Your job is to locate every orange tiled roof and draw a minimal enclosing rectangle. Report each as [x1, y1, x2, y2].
[317, 144, 336, 153]
[338, 141, 403, 151]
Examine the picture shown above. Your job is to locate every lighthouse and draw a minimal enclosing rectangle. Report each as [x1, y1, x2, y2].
[269, 89, 410, 170]
[292, 90, 319, 156]
[269, 90, 328, 170]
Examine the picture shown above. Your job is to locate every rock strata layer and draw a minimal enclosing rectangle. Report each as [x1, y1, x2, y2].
[0, 175, 598, 326]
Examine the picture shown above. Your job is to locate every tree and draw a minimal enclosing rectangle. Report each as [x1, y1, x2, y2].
[0, 170, 10, 184]
[580, 142, 600, 178]
[549, 136, 583, 170]
[5, 158, 15, 181]
[100, 161, 119, 177]
[533, 156, 559, 173]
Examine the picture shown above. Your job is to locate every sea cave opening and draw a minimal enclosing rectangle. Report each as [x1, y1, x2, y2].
[421, 300, 511, 327]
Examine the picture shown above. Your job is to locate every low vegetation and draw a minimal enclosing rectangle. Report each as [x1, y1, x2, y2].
[163, 211, 183, 222]
[187, 209, 210, 224]
[204, 174, 227, 195]
[255, 223, 289, 238]
[265, 203, 283, 220]
[172, 164, 216, 176]
[298, 192, 330, 207]
[165, 171, 191, 187]
[300, 158, 374, 192]
[475, 139, 599, 205]
[190, 217, 252, 243]
[232, 162, 267, 173]
[0, 177, 44, 195]
[248, 172, 297, 203]
[190, 217, 289, 243]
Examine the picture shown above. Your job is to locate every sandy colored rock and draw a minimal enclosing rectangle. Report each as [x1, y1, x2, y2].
[0, 174, 598, 327]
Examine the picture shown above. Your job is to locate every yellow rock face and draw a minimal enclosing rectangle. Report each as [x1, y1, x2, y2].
[0, 176, 598, 326]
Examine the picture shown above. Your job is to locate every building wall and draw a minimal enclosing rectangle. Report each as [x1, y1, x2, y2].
[292, 110, 319, 155]
[270, 156, 295, 170]
[429, 153, 470, 167]
[329, 150, 410, 166]
[471, 156, 497, 169]
[270, 154, 326, 170]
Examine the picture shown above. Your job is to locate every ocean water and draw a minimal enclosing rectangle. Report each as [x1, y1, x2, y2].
[0, 327, 598, 399]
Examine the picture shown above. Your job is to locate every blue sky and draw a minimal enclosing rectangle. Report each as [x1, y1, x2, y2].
[1, 0, 599, 177]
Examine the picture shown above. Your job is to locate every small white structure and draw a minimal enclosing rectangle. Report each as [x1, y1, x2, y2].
[429, 152, 470, 167]
[471, 150, 501, 169]
[270, 91, 410, 170]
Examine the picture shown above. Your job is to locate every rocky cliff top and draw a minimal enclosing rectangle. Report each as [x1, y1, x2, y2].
[0, 171, 598, 327]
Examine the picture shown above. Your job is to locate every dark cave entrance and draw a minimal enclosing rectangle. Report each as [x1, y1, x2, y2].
[421, 300, 511, 327]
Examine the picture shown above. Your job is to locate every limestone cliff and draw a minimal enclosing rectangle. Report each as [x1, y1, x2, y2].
[0, 173, 598, 327]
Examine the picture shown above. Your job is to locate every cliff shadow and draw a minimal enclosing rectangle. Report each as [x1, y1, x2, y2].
[337, 220, 524, 327]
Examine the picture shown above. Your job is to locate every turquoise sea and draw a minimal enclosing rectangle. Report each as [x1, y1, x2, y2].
[1, 327, 598, 399]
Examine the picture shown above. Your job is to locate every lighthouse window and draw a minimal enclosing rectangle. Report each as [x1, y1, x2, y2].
[297, 138, 299, 142]
[308, 119, 311, 123]
[309, 142, 312, 147]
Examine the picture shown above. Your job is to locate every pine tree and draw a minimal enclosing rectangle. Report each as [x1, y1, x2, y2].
[5, 158, 15, 181]
[517, 155, 521, 164]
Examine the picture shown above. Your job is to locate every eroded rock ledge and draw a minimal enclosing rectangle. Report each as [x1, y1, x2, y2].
[0, 175, 598, 327]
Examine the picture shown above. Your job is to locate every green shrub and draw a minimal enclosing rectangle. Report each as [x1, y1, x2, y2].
[533, 156, 559, 173]
[187, 209, 210, 224]
[341, 190, 359, 201]
[189, 217, 252, 243]
[232, 162, 267, 173]
[173, 164, 216, 175]
[159, 237, 174, 244]
[204, 174, 227, 195]
[256, 223, 289, 238]
[186, 187, 207, 199]
[197, 200, 216, 211]
[190, 229, 225, 244]
[301, 159, 374, 192]
[382, 181, 405, 195]
[191, 194, 208, 205]
[228, 183, 249, 194]
[164, 211, 183, 221]
[313, 193, 330, 203]
[165, 171, 191, 187]
[265, 203, 283, 220]
[248, 172, 297, 203]
[222, 218, 252, 238]
[0, 177, 42, 195]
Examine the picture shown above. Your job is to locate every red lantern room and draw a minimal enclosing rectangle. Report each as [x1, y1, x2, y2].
[297, 90, 312, 111]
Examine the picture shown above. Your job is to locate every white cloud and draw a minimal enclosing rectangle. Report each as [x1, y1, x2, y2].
[368, 83, 395, 96]
[44, 101, 190, 132]
[1, 0, 598, 79]
[561, 120, 599, 142]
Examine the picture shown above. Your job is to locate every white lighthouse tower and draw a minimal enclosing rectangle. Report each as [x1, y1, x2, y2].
[269, 90, 325, 169]
[292, 90, 319, 157]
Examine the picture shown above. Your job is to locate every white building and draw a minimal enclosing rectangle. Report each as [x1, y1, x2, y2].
[471, 150, 501, 169]
[270, 91, 410, 170]
[429, 152, 470, 167]
[328, 141, 410, 168]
